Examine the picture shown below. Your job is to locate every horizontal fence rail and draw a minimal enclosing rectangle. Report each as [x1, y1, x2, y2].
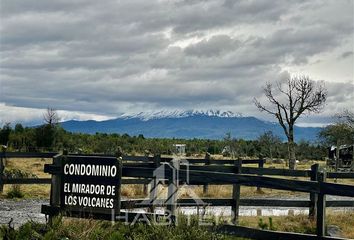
[0, 152, 58, 158]
[2, 152, 352, 178]
[120, 198, 354, 208]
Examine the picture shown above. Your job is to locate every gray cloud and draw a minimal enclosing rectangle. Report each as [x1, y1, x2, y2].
[340, 51, 353, 59]
[0, 0, 353, 125]
[185, 35, 239, 57]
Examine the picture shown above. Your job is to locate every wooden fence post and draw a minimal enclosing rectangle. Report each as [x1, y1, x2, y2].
[257, 158, 264, 192]
[316, 171, 326, 237]
[143, 183, 149, 195]
[143, 155, 150, 195]
[309, 164, 319, 218]
[167, 159, 179, 223]
[0, 154, 4, 193]
[149, 154, 161, 212]
[232, 159, 242, 224]
[0, 147, 7, 194]
[48, 153, 63, 224]
[203, 152, 211, 195]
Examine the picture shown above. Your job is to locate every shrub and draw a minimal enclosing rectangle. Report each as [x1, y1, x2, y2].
[3, 168, 37, 199]
[4, 168, 38, 179]
[6, 185, 24, 199]
[258, 217, 276, 231]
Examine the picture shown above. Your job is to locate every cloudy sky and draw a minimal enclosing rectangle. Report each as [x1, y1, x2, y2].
[0, 0, 353, 126]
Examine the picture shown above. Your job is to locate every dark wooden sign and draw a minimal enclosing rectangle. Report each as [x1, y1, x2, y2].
[42, 154, 121, 220]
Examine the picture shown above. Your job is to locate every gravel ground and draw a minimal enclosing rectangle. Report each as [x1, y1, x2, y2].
[0, 199, 49, 228]
[1, 196, 353, 228]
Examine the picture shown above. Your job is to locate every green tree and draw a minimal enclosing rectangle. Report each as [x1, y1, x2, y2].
[0, 123, 12, 146]
[319, 110, 354, 147]
[35, 124, 55, 150]
[223, 132, 239, 158]
[258, 131, 282, 160]
[319, 110, 354, 171]
[319, 123, 354, 147]
[14, 123, 24, 133]
[35, 108, 61, 151]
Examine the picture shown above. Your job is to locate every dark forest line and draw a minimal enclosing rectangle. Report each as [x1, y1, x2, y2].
[0, 122, 326, 160]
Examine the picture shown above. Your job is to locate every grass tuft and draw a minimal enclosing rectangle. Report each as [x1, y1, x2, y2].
[6, 185, 24, 199]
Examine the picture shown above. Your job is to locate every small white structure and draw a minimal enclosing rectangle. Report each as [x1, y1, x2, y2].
[173, 144, 186, 156]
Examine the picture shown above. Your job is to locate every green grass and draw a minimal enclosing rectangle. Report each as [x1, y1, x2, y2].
[0, 216, 242, 240]
[1, 212, 353, 239]
[238, 212, 354, 239]
[5, 185, 24, 199]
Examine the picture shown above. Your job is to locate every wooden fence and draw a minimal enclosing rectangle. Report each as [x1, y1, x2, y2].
[0, 152, 354, 239]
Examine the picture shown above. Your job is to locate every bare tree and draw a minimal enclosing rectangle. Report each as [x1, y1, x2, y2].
[43, 107, 60, 126]
[336, 109, 354, 129]
[254, 75, 327, 169]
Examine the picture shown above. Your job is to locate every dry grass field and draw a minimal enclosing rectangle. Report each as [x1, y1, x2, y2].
[1, 158, 51, 198]
[238, 211, 354, 239]
[1, 156, 353, 199]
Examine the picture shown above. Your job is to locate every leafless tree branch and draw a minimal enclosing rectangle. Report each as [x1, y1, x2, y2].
[254, 75, 327, 169]
[43, 107, 60, 126]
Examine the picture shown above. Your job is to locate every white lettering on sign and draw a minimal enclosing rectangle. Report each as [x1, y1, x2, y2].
[61, 160, 119, 211]
[63, 164, 117, 177]
[71, 183, 105, 195]
[64, 183, 71, 193]
[64, 195, 114, 208]
[63, 183, 117, 209]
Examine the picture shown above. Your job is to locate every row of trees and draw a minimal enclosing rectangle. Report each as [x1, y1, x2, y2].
[0, 122, 59, 151]
[0, 120, 327, 160]
[0, 108, 60, 151]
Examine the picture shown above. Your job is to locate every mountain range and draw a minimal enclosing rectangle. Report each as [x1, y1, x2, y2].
[60, 110, 322, 142]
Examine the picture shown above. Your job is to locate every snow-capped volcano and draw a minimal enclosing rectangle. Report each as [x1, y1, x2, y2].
[119, 110, 243, 121]
[61, 109, 321, 141]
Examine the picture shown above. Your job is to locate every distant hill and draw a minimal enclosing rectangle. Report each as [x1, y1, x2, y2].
[60, 110, 321, 142]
